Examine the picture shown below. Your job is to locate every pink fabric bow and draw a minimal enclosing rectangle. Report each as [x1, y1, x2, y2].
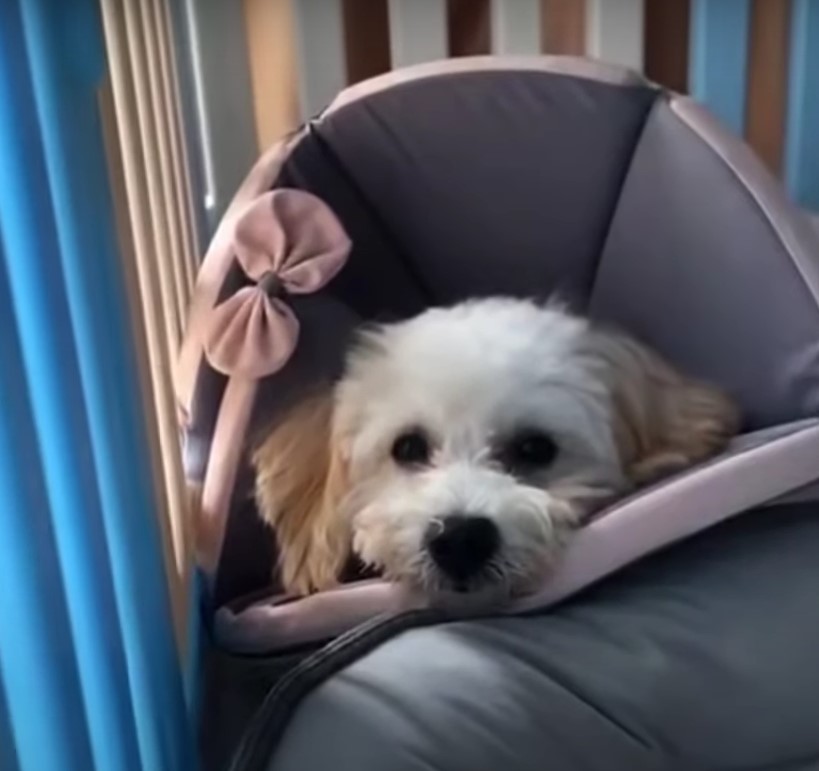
[204, 189, 351, 379]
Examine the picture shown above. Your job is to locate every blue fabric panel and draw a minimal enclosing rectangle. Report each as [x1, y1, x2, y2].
[184, 570, 205, 719]
[689, 0, 752, 135]
[785, 0, 819, 210]
[0, 675, 21, 771]
[0, 259, 94, 770]
[0, 3, 143, 769]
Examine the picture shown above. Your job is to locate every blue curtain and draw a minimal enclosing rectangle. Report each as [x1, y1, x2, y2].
[0, 1, 195, 769]
[688, 0, 752, 136]
[690, 0, 819, 211]
[785, 0, 819, 210]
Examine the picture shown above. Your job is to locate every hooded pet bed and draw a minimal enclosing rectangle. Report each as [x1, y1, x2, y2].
[177, 57, 819, 770]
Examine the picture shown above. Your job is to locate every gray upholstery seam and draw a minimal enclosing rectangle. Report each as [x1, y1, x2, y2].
[673, 108, 819, 312]
[587, 92, 666, 303]
[460, 625, 658, 752]
[524, 666, 657, 752]
[304, 121, 438, 305]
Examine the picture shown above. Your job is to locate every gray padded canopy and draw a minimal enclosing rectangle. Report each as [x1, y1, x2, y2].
[183, 58, 819, 771]
[183, 57, 819, 610]
[279, 59, 819, 428]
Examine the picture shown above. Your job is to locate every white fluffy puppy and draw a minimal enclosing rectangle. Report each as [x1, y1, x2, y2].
[253, 298, 739, 601]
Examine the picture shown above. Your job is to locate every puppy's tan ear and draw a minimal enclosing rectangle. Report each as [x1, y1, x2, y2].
[590, 330, 741, 487]
[252, 390, 350, 595]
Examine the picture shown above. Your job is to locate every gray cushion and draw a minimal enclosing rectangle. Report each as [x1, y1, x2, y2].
[269, 504, 819, 771]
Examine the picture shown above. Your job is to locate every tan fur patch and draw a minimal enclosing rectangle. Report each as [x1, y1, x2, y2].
[591, 330, 741, 486]
[251, 390, 351, 595]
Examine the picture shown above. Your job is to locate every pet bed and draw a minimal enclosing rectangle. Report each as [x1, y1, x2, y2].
[176, 57, 819, 770]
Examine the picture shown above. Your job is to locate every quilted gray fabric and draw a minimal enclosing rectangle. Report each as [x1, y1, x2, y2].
[267, 504, 819, 771]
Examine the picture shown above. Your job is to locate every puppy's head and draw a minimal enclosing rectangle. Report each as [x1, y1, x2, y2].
[253, 299, 739, 600]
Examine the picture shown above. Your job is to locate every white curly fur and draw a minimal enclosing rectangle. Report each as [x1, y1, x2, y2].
[254, 298, 739, 601]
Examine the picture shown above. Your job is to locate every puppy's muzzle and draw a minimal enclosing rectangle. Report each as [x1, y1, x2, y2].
[424, 514, 499, 586]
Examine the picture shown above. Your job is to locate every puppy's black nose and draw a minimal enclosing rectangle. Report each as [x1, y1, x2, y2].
[425, 515, 499, 582]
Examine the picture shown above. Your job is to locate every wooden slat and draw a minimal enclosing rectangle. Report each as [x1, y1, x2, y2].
[585, 0, 645, 70]
[139, 0, 189, 327]
[98, 0, 200, 655]
[784, 0, 819, 209]
[155, 0, 200, 286]
[388, 0, 448, 67]
[243, 0, 300, 149]
[490, 0, 542, 54]
[292, 0, 347, 119]
[120, 0, 183, 346]
[166, 0, 210, 251]
[540, 0, 586, 55]
[688, 0, 752, 135]
[448, 0, 490, 56]
[644, 0, 690, 93]
[745, 0, 791, 174]
[343, 0, 391, 83]
[99, 79, 188, 653]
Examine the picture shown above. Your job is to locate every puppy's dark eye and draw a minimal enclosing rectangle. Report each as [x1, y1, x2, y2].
[391, 430, 430, 467]
[503, 430, 557, 470]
